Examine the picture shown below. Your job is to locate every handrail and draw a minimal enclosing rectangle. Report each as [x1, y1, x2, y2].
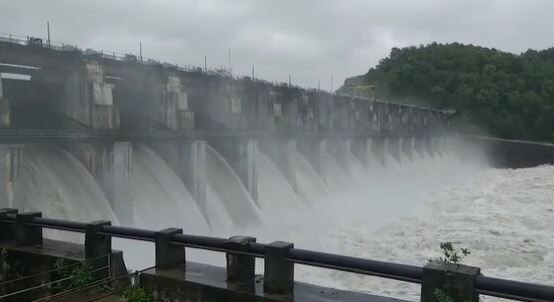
[0, 129, 434, 141]
[1, 213, 553, 301]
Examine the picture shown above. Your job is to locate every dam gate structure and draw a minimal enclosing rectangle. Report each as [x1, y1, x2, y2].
[0, 34, 450, 225]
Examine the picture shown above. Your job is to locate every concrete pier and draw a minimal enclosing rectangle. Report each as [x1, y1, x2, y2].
[386, 137, 402, 164]
[297, 138, 324, 179]
[61, 61, 118, 129]
[351, 138, 371, 168]
[210, 138, 258, 202]
[0, 76, 10, 128]
[327, 139, 352, 174]
[0, 146, 22, 208]
[149, 140, 208, 214]
[63, 143, 134, 225]
[400, 136, 414, 160]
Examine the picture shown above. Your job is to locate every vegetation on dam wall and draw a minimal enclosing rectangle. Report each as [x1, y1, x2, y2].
[341, 43, 554, 142]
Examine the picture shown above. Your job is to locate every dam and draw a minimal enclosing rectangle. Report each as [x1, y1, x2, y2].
[2, 34, 554, 302]
[0, 34, 448, 229]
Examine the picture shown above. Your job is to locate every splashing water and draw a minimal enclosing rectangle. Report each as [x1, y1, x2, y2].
[131, 143, 208, 233]
[15, 145, 117, 223]
[2, 138, 553, 302]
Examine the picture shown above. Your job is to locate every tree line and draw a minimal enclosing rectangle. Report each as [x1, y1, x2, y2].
[340, 43, 554, 141]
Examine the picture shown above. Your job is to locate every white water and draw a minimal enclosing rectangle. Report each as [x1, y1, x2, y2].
[131, 144, 208, 233]
[2, 140, 553, 301]
[15, 145, 117, 223]
[256, 148, 305, 213]
[204, 144, 261, 229]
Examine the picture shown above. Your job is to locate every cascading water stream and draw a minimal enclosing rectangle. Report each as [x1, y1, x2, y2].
[14, 145, 117, 223]
[204, 144, 261, 230]
[5, 137, 549, 302]
[130, 144, 208, 233]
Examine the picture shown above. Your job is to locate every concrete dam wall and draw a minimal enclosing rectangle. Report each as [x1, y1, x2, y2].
[0, 39, 450, 230]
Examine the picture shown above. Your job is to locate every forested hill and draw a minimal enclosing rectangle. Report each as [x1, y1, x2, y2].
[340, 43, 554, 141]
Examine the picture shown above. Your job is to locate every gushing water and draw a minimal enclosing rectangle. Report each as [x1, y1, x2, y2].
[14, 145, 117, 223]
[131, 144, 208, 232]
[2, 138, 552, 302]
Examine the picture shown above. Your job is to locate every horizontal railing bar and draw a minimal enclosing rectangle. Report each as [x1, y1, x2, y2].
[287, 248, 422, 284]
[33, 217, 88, 231]
[99, 225, 156, 242]
[173, 233, 226, 250]
[475, 276, 554, 301]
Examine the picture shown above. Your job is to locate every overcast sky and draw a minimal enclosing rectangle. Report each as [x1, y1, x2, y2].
[1, 0, 553, 90]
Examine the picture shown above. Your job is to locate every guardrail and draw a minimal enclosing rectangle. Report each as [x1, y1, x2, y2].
[0, 129, 431, 141]
[0, 209, 553, 301]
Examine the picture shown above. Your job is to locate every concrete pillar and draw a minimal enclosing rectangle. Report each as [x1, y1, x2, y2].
[61, 61, 118, 129]
[85, 220, 112, 280]
[415, 136, 426, 158]
[297, 137, 324, 179]
[370, 137, 387, 167]
[351, 138, 371, 168]
[163, 75, 195, 130]
[400, 136, 414, 160]
[421, 261, 480, 302]
[425, 136, 435, 157]
[264, 241, 294, 295]
[16, 211, 42, 246]
[155, 228, 184, 269]
[0, 146, 22, 209]
[387, 137, 402, 163]
[64, 142, 133, 225]
[182, 141, 207, 212]
[0, 208, 17, 242]
[209, 138, 258, 202]
[0, 76, 10, 128]
[258, 138, 298, 193]
[102, 143, 133, 226]
[239, 139, 257, 202]
[85, 220, 111, 259]
[147, 140, 208, 214]
[225, 236, 256, 282]
[326, 139, 351, 174]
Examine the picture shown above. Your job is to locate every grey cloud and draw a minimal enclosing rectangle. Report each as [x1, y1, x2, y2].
[1, 0, 553, 89]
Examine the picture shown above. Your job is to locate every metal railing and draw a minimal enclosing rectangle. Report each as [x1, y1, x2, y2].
[0, 129, 433, 141]
[1, 211, 553, 301]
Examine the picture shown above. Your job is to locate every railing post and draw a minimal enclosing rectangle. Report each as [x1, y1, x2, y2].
[225, 236, 256, 282]
[15, 211, 42, 246]
[264, 241, 294, 295]
[155, 228, 184, 269]
[85, 220, 112, 279]
[421, 261, 480, 302]
[0, 208, 18, 242]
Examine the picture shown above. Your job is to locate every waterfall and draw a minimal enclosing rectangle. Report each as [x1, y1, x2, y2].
[131, 144, 208, 233]
[204, 144, 261, 229]
[256, 148, 304, 211]
[290, 149, 328, 203]
[15, 145, 117, 223]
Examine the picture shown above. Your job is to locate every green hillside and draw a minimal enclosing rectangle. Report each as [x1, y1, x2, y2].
[341, 43, 554, 141]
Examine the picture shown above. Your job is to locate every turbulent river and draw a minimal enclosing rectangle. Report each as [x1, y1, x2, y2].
[1, 138, 552, 301]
